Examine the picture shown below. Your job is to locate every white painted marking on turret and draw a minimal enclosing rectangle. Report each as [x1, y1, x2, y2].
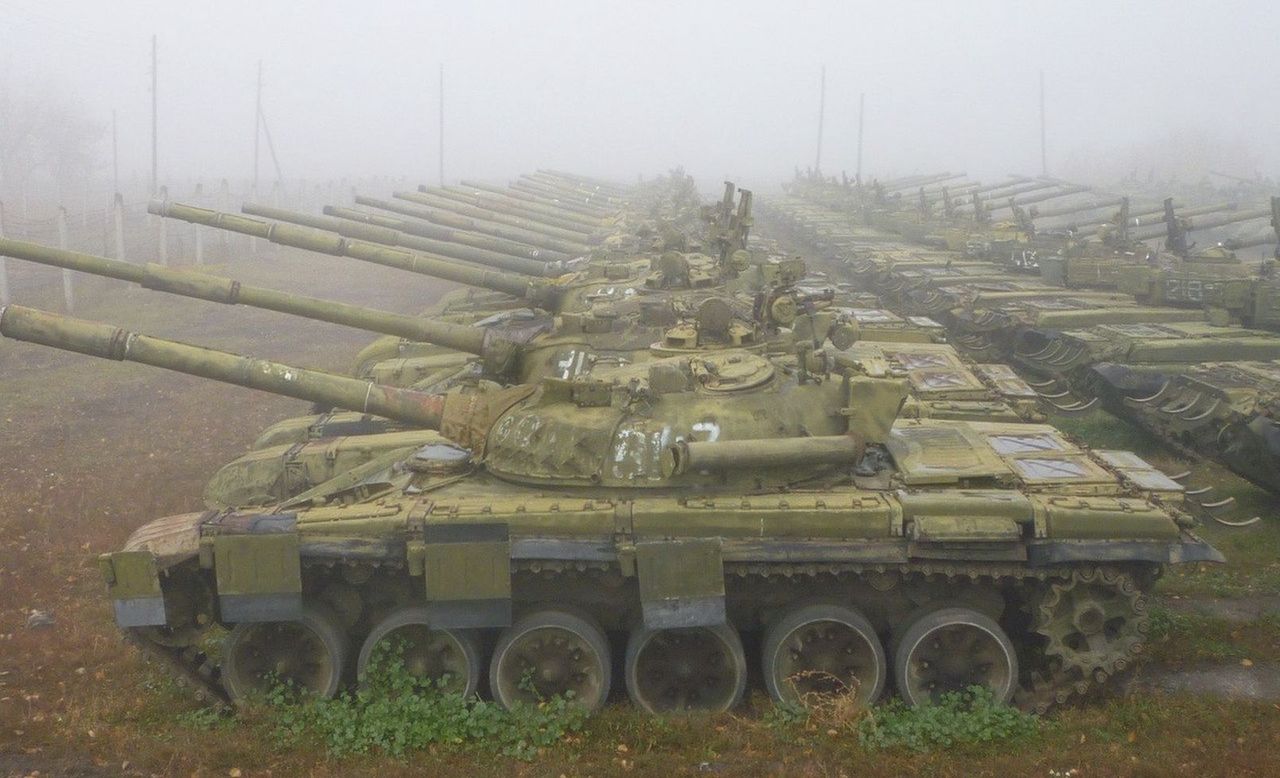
[692, 421, 721, 441]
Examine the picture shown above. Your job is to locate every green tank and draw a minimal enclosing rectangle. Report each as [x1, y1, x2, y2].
[0, 303, 1220, 717]
[771, 178, 1280, 496]
[1088, 359, 1280, 495]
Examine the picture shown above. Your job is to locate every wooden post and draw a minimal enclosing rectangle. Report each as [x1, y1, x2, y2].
[0, 201, 10, 306]
[112, 193, 126, 262]
[57, 207, 75, 312]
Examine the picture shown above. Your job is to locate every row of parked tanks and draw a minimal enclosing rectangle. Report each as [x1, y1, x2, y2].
[0, 169, 1223, 719]
[767, 171, 1280, 505]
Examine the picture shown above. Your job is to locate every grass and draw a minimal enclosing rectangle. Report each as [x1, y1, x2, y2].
[261, 644, 588, 761]
[1145, 606, 1280, 665]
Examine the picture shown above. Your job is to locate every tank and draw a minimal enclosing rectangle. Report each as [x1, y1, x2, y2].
[770, 181, 1280, 495]
[1089, 359, 1280, 494]
[1108, 198, 1280, 329]
[148, 195, 810, 376]
[0, 303, 1220, 717]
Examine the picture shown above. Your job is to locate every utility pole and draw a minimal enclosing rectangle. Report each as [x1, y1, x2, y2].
[814, 64, 826, 175]
[254, 60, 263, 194]
[1039, 70, 1047, 176]
[438, 63, 445, 186]
[150, 35, 158, 194]
[112, 109, 119, 195]
[855, 92, 865, 187]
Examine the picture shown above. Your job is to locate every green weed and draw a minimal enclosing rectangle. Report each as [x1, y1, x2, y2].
[856, 686, 1039, 753]
[265, 642, 587, 761]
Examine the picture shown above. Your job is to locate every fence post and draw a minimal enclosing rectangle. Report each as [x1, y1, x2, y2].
[57, 207, 75, 312]
[112, 193, 127, 262]
[0, 201, 9, 306]
[157, 185, 169, 266]
[219, 178, 232, 256]
[192, 182, 205, 265]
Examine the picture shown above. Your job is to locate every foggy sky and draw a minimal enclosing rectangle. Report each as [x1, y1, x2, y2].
[3, 0, 1278, 188]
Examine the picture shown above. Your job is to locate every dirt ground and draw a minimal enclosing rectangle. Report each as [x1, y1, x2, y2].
[2, 248, 1280, 777]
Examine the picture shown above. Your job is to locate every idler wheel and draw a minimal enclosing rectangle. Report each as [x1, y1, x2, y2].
[893, 606, 1017, 707]
[625, 624, 746, 714]
[356, 606, 481, 697]
[221, 603, 349, 705]
[489, 609, 611, 712]
[762, 603, 886, 707]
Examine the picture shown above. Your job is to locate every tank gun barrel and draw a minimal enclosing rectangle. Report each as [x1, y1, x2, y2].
[879, 172, 964, 194]
[536, 169, 629, 195]
[397, 189, 596, 242]
[987, 185, 1092, 212]
[1027, 196, 1127, 221]
[359, 194, 590, 256]
[513, 176, 622, 207]
[955, 180, 1057, 212]
[0, 305, 448, 428]
[0, 237, 510, 362]
[1110, 201, 1232, 230]
[960, 177, 1032, 197]
[525, 170, 629, 198]
[919, 182, 982, 204]
[149, 201, 553, 307]
[436, 185, 605, 230]
[240, 203, 558, 277]
[1220, 231, 1279, 251]
[1130, 206, 1271, 242]
[458, 179, 613, 218]
[339, 199, 571, 263]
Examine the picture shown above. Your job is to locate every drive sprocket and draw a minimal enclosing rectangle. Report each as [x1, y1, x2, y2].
[1035, 568, 1148, 679]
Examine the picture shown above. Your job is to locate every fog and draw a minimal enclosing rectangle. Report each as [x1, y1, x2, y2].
[2, 0, 1278, 190]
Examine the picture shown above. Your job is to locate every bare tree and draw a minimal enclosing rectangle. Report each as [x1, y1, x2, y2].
[0, 85, 104, 205]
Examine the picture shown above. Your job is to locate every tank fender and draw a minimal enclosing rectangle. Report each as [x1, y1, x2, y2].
[202, 512, 303, 623]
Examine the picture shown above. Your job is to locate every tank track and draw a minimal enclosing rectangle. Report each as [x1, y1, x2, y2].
[128, 559, 1149, 715]
[125, 629, 231, 710]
